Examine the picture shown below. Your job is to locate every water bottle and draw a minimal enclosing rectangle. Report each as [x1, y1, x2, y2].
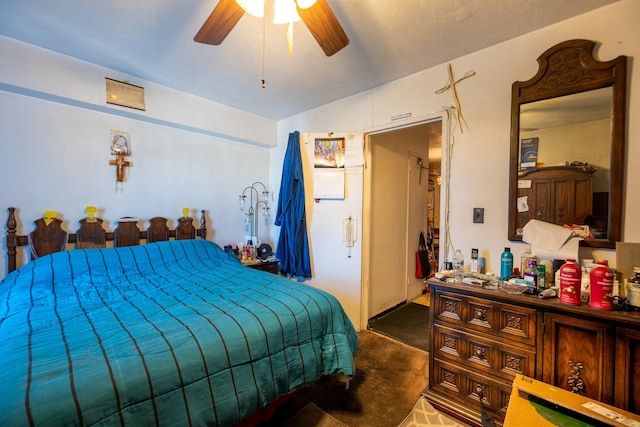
[500, 247, 513, 280]
[453, 249, 464, 282]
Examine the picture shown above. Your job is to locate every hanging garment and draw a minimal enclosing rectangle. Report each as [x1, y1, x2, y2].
[275, 131, 312, 279]
[415, 231, 430, 278]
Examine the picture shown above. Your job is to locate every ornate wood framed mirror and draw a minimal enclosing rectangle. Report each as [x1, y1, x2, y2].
[508, 39, 627, 249]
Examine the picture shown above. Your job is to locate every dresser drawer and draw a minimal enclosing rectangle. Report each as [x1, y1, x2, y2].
[433, 291, 537, 346]
[431, 358, 512, 420]
[433, 323, 536, 382]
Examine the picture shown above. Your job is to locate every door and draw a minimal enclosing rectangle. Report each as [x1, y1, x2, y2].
[407, 155, 428, 297]
[543, 312, 614, 403]
[615, 327, 640, 413]
[367, 140, 414, 316]
[366, 122, 440, 318]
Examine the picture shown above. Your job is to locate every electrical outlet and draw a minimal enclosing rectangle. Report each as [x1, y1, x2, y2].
[473, 208, 484, 223]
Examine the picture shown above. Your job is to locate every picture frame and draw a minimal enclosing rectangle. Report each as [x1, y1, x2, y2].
[106, 78, 146, 111]
[314, 137, 346, 168]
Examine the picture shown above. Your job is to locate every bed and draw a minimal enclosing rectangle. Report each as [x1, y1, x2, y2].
[1, 207, 359, 426]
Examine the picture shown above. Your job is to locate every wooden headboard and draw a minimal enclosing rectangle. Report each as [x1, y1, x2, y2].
[5, 207, 207, 274]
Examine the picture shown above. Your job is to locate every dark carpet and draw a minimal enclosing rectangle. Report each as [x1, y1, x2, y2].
[262, 330, 429, 427]
[368, 302, 430, 352]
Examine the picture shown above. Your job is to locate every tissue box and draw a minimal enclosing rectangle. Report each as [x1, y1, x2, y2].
[522, 219, 582, 260]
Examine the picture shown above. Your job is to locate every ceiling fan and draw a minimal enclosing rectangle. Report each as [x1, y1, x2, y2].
[194, 0, 349, 56]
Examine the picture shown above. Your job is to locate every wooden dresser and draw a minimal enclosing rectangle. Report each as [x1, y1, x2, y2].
[515, 166, 596, 231]
[424, 279, 640, 426]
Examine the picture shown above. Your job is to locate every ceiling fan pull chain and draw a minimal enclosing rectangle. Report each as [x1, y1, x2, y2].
[287, 22, 294, 55]
[262, 12, 266, 88]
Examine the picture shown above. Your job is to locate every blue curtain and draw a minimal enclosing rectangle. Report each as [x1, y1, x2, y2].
[275, 131, 311, 279]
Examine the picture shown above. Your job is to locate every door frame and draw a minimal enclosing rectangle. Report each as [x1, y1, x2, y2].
[360, 112, 448, 328]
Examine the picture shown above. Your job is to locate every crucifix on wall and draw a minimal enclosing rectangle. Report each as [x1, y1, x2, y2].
[109, 130, 131, 189]
[436, 63, 476, 133]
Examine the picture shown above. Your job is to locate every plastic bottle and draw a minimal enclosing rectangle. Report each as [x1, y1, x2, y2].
[246, 240, 253, 262]
[523, 259, 538, 294]
[453, 249, 464, 282]
[469, 248, 479, 273]
[500, 247, 513, 280]
[580, 261, 593, 303]
[520, 250, 531, 278]
[559, 258, 581, 305]
[589, 260, 614, 310]
[627, 267, 640, 311]
[611, 268, 619, 297]
[537, 263, 546, 290]
[540, 259, 554, 285]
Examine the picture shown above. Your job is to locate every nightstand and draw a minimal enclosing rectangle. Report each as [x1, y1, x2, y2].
[245, 259, 280, 275]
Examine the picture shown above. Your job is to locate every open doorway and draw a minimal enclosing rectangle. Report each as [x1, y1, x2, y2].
[364, 119, 442, 321]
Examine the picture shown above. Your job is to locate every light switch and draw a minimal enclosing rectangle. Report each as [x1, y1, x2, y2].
[473, 208, 484, 223]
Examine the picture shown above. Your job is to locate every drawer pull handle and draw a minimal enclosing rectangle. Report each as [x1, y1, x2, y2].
[506, 355, 523, 372]
[473, 346, 487, 360]
[473, 307, 488, 322]
[474, 383, 488, 404]
[568, 360, 585, 395]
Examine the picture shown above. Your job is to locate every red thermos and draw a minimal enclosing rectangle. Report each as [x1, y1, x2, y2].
[559, 258, 581, 305]
[589, 260, 614, 310]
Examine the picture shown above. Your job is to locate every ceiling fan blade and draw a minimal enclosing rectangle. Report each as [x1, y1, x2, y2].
[296, 0, 349, 56]
[194, 0, 245, 45]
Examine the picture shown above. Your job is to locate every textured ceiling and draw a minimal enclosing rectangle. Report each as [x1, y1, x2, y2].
[0, 0, 621, 120]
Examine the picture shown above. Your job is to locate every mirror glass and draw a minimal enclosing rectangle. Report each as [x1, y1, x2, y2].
[508, 40, 626, 249]
[520, 88, 612, 238]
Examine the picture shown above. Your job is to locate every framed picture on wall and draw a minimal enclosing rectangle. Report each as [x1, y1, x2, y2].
[314, 138, 345, 168]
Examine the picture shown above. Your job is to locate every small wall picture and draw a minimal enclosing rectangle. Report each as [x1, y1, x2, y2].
[520, 137, 539, 170]
[314, 138, 345, 168]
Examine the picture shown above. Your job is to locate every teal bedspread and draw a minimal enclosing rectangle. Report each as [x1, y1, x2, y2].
[0, 240, 358, 426]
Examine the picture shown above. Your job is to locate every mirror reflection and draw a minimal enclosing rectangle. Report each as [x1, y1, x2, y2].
[508, 39, 627, 249]
[517, 87, 612, 239]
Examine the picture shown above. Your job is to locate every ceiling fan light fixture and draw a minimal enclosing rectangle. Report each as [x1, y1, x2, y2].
[195, 0, 349, 57]
[295, 0, 317, 9]
[273, 0, 301, 24]
[236, 0, 264, 18]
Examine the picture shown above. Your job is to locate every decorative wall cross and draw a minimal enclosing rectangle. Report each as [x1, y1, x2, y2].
[109, 131, 131, 188]
[110, 154, 131, 183]
[436, 63, 476, 133]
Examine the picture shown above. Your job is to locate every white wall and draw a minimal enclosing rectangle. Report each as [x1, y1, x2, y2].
[2, 1, 639, 331]
[522, 119, 611, 191]
[0, 35, 278, 276]
[273, 0, 640, 330]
